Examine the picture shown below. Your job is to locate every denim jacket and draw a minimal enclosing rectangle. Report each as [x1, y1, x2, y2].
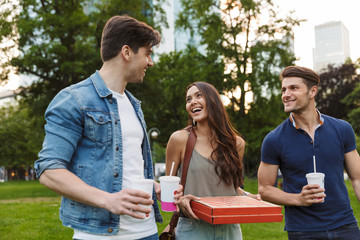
[34, 71, 163, 235]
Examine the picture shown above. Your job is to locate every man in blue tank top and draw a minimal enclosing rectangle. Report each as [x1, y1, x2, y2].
[258, 66, 360, 239]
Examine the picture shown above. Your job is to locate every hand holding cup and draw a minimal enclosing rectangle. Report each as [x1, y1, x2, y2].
[306, 172, 325, 203]
[130, 179, 154, 218]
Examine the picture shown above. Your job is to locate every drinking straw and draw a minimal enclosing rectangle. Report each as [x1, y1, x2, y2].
[170, 162, 175, 176]
[313, 155, 317, 173]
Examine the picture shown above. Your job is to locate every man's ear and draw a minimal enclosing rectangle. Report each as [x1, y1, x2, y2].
[121, 45, 131, 61]
[310, 85, 318, 98]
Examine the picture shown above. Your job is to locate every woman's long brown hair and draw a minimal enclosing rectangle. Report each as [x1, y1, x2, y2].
[186, 82, 244, 188]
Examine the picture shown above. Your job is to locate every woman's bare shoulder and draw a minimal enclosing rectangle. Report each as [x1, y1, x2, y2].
[169, 129, 189, 144]
[235, 135, 245, 148]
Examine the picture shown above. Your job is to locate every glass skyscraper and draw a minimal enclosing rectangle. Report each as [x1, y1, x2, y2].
[155, 0, 204, 56]
[313, 21, 350, 73]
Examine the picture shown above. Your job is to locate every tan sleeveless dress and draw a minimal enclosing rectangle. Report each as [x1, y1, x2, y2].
[176, 149, 242, 240]
[178, 149, 238, 197]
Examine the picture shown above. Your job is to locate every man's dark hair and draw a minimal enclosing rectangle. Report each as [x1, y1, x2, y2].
[101, 15, 161, 62]
[280, 66, 320, 90]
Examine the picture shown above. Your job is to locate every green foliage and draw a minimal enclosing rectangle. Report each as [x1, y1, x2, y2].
[151, 142, 166, 163]
[0, 0, 167, 170]
[317, 62, 360, 120]
[0, 103, 43, 170]
[356, 135, 360, 153]
[128, 47, 225, 145]
[342, 83, 360, 134]
[0, 0, 167, 116]
[175, 0, 301, 174]
[337, 59, 360, 134]
[9, 0, 101, 115]
[242, 95, 287, 175]
[0, 0, 302, 175]
[177, 0, 300, 114]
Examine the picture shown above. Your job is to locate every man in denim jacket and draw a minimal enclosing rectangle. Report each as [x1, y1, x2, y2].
[34, 16, 173, 239]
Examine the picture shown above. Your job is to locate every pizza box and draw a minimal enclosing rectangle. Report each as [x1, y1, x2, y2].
[190, 196, 283, 225]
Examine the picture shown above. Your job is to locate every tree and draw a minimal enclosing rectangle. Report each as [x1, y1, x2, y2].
[317, 61, 360, 120]
[341, 59, 360, 134]
[0, 0, 302, 175]
[176, 0, 301, 174]
[0, 0, 167, 116]
[0, 103, 43, 178]
[127, 46, 224, 145]
[0, 0, 167, 178]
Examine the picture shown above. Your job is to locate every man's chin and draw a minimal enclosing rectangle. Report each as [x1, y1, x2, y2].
[284, 107, 292, 113]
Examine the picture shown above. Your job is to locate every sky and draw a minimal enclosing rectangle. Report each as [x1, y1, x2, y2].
[273, 0, 360, 69]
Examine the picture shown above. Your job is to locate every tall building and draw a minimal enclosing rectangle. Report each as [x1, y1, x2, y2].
[83, 0, 202, 57]
[313, 21, 350, 73]
[155, 0, 205, 56]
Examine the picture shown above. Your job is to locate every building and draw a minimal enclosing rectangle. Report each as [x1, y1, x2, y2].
[313, 21, 350, 73]
[154, 0, 204, 57]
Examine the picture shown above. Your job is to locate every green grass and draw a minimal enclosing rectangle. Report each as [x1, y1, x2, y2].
[0, 179, 359, 240]
[0, 180, 59, 200]
[0, 198, 73, 240]
[238, 178, 288, 240]
[0, 181, 73, 240]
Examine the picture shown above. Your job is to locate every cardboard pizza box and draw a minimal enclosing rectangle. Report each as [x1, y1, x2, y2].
[190, 196, 283, 225]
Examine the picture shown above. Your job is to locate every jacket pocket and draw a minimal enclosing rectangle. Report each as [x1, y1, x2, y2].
[85, 111, 112, 144]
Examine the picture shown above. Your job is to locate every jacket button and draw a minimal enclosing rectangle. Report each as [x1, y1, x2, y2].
[108, 228, 113, 233]
[109, 99, 113, 104]
[115, 121, 118, 125]
[116, 146, 119, 151]
[114, 173, 119, 178]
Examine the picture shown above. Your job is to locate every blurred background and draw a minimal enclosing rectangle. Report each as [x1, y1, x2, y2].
[1, 0, 360, 181]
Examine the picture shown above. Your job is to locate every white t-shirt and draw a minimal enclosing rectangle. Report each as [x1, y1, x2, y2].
[73, 90, 157, 239]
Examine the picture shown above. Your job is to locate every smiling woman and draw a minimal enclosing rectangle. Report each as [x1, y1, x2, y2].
[164, 81, 261, 240]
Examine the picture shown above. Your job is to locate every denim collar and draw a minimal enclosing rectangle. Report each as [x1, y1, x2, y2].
[90, 71, 141, 106]
[90, 70, 112, 99]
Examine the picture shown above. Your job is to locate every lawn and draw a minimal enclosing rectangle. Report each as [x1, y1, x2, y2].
[0, 179, 358, 240]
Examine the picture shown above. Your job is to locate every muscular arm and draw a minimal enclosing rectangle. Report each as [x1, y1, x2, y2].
[39, 169, 153, 219]
[258, 162, 325, 206]
[344, 149, 360, 201]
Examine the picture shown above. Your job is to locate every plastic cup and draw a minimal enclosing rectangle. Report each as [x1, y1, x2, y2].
[306, 172, 325, 202]
[159, 176, 180, 212]
[130, 179, 154, 217]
